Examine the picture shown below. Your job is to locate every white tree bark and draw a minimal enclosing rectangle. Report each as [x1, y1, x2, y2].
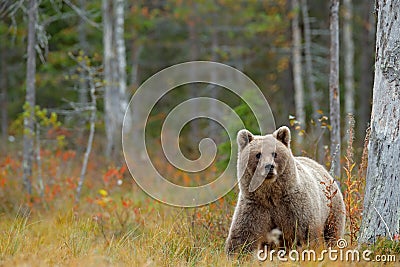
[291, 0, 305, 130]
[76, 63, 97, 203]
[103, 0, 127, 158]
[359, 0, 400, 243]
[78, 0, 88, 105]
[343, 0, 354, 117]
[114, 0, 129, 129]
[103, 0, 118, 158]
[329, 0, 340, 178]
[22, 0, 36, 194]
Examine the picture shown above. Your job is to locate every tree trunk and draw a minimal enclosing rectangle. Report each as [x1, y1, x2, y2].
[76, 64, 97, 203]
[343, 0, 354, 117]
[329, 0, 340, 178]
[22, 0, 36, 194]
[0, 43, 7, 142]
[103, 0, 127, 159]
[291, 0, 305, 131]
[114, 0, 129, 131]
[130, 43, 142, 88]
[103, 0, 118, 158]
[76, 0, 88, 153]
[78, 0, 88, 105]
[358, 0, 400, 244]
[358, 1, 375, 138]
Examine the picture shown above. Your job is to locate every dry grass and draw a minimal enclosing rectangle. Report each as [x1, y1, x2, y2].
[0, 135, 399, 266]
[0, 201, 398, 266]
[0, 197, 237, 266]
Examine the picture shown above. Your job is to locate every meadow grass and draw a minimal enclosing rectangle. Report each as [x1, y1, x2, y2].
[0, 193, 398, 266]
[0, 136, 399, 266]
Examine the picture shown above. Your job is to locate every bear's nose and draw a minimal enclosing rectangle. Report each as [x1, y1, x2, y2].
[265, 164, 274, 172]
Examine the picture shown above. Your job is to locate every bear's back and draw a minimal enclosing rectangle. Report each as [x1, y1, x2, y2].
[293, 156, 334, 219]
[295, 156, 333, 186]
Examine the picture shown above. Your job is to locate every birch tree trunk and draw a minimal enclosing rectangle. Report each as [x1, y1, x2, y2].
[343, 0, 354, 117]
[358, 0, 400, 244]
[114, 0, 129, 131]
[76, 63, 97, 203]
[76, 0, 88, 153]
[103, 0, 119, 158]
[291, 0, 305, 131]
[22, 0, 36, 194]
[329, 0, 340, 178]
[103, 0, 127, 159]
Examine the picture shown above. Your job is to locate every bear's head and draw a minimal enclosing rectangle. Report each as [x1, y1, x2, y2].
[236, 126, 295, 194]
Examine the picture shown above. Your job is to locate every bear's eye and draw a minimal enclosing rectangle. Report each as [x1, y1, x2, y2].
[256, 152, 262, 159]
[272, 152, 277, 159]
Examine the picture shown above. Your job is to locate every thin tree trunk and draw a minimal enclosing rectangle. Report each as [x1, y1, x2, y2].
[329, 0, 340, 178]
[22, 0, 36, 195]
[358, 0, 400, 244]
[76, 0, 88, 153]
[343, 0, 354, 117]
[130, 43, 142, 89]
[291, 0, 305, 133]
[78, 0, 88, 105]
[114, 0, 129, 132]
[0, 44, 7, 142]
[103, 0, 118, 158]
[76, 65, 97, 203]
[358, 1, 375, 138]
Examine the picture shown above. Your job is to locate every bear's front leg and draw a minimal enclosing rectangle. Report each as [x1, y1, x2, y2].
[225, 198, 271, 256]
[225, 227, 258, 256]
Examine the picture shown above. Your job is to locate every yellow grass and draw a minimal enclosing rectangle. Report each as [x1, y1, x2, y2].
[0, 143, 398, 266]
[0, 193, 398, 267]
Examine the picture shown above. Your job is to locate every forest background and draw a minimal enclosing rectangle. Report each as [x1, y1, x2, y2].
[1, 0, 399, 266]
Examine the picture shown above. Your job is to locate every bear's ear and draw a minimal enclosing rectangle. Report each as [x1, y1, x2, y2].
[273, 126, 291, 147]
[237, 129, 254, 151]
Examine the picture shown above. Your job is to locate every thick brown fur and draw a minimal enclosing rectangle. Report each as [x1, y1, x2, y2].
[225, 126, 345, 255]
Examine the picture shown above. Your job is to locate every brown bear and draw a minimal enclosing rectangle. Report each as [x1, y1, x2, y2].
[225, 126, 345, 255]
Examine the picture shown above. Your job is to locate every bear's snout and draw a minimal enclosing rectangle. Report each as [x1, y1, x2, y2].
[265, 164, 275, 173]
